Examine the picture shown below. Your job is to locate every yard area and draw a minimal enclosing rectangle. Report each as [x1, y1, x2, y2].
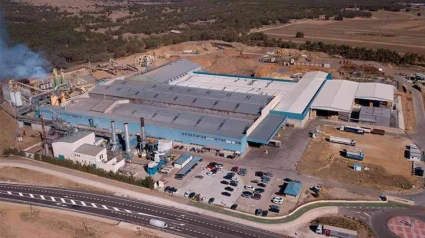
[298, 125, 418, 191]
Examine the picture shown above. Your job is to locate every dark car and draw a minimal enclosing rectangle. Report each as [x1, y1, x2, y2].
[264, 172, 274, 177]
[173, 145, 179, 149]
[262, 210, 268, 217]
[226, 154, 235, 159]
[188, 192, 196, 199]
[252, 194, 262, 200]
[221, 180, 230, 185]
[254, 188, 265, 194]
[164, 186, 171, 192]
[251, 180, 259, 184]
[241, 191, 253, 198]
[225, 186, 234, 192]
[195, 175, 204, 179]
[269, 207, 280, 213]
[230, 181, 238, 187]
[255, 171, 264, 177]
[178, 145, 184, 150]
[71, 204, 81, 209]
[209, 162, 218, 167]
[222, 192, 231, 197]
[257, 183, 267, 188]
[231, 166, 239, 172]
[255, 208, 262, 216]
[169, 187, 177, 193]
[230, 204, 238, 210]
[208, 197, 215, 204]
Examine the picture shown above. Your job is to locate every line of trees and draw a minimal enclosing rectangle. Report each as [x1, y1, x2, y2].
[3, 147, 155, 189]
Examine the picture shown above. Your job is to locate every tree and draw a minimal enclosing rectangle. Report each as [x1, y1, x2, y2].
[418, 12, 422, 17]
[295, 31, 304, 38]
[334, 15, 344, 21]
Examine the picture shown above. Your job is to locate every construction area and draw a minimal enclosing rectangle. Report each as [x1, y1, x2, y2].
[298, 125, 418, 191]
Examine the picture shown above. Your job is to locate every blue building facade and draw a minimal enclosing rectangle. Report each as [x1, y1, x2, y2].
[38, 107, 248, 153]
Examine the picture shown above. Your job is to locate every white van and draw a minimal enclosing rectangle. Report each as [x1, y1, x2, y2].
[149, 219, 168, 228]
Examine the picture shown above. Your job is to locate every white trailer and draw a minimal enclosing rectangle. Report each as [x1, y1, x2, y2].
[316, 224, 357, 238]
[328, 136, 356, 146]
[149, 219, 168, 228]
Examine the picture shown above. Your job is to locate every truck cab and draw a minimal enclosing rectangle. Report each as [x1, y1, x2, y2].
[316, 224, 323, 234]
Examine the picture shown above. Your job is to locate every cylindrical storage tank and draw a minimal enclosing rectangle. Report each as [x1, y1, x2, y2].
[15, 91, 23, 107]
[124, 123, 131, 153]
[111, 121, 117, 145]
[10, 91, 17, 106]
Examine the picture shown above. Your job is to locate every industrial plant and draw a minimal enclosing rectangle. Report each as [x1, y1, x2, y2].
[2, 58, 395, 175]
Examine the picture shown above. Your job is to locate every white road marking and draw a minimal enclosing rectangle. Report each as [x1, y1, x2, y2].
[125, 209, 132, 213]
[102, 205, 108, 210]
[51, 197, 56, 202]
[7, 191, 12, 195]
[18, 193, 23, 196]
[29, 194, 34, 198]
[80, 201, 87, 206]
[61, 198, 66, 203]
[113, 207, 120, 211]
[91, 203, 97, 208]
[70, 200, 76, 205]
[40, 195, 45, 200]
[363, 212, 371, 218]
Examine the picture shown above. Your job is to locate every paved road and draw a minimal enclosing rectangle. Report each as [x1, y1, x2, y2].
[370, 208, 425, 238]
[0, 183, 284, 238]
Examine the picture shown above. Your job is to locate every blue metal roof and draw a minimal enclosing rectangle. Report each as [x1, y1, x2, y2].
[282, 181, 302, 196]
[247, 114, 286, 144]
[176, 156, 202, 176]
[174, 153, 192, 165]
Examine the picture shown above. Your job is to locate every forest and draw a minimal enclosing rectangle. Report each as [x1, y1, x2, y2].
[1, 0, 424, 68]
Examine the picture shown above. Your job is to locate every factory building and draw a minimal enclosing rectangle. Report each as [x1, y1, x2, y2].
[52, 131, 125, 172]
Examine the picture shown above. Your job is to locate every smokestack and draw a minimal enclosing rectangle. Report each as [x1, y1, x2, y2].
[124, 123, 131, 153]
[111, 121, 116, 145]
[140, 117, 145, 141]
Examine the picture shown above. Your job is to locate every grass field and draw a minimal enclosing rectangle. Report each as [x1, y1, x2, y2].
[262, 11, 425, 55]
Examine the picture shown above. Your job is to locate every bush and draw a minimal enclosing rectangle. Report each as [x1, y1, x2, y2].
[334, 15, 344, 21]
[295, 31, 304, 38]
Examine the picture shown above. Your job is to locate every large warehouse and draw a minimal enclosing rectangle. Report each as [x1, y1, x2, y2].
[37, 59, 394, 155]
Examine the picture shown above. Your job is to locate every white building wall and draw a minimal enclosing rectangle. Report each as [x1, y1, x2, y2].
[286, 115, 309, 128]
[97, 158, 125, 173]
[73, 148, 107, 166]
[52, 132, 96, 159]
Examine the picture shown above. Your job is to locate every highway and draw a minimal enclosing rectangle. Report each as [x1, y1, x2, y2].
[0, 183, 284, 238]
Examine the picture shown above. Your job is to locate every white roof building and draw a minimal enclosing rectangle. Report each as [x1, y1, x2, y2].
[311, 80, 358, 113]
[355, 83, 394, 102]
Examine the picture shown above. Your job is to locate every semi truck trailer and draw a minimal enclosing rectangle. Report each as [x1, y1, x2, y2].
[343, 149, 364, 161]
[316, 224, 357, 238]
[340, 126, 364, 134]
[328, 136, 356, 146]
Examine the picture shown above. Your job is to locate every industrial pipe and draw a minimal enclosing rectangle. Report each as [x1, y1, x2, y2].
[140, 117, 145, 141]
[124, 123, 131, 153]
[111, 121, 117, 145]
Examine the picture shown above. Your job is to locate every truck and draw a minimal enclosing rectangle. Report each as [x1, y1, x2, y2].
[339, 126, 364, 134]
[316, 224, 357, 238]
[149, 219, 168, 228]
[371, 128, 385, 135]
[328, 136, 356, 146]
[343, 149, 364, 161]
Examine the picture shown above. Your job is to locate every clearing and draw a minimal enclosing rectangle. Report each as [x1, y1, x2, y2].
[0, 166, 111, 194]
[262, 11, 425, 55]
[0, 202, 178, 238]
[298, 125, 418, 191]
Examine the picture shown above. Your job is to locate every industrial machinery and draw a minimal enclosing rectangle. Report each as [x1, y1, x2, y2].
[135, 55, 154, 68]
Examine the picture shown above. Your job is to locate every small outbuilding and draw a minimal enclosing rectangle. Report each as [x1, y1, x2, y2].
[173, 153, 193, 168]
[282, 181, 303, 197]
[353, 164, 362, 171]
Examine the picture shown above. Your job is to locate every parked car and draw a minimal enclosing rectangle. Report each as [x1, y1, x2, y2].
[209, 162, 218, 167]
[169, 187, 178, 194]
[184, 191, 192, 197]
[206, 171, 215, 176]
[178, 145, 184, 150]
[226, 155, 235, 159]
[252, 194, 262, 200]
[262, 176, 271, 181]
[251, 180, 259, 184]
[195, 175, 204, 179]
[189, 147, 196, 152]
[237, 170, 247, 176]
[230, 204, 238, 210]
[173, 145, 179, 149]
[208, 197, 215, 205]
[254, 188, 265, 194]
[264, 172, 274, 177]
[188, 192, 196, 199]
[163, 186, 171, 192]
[231, 166, 239, 172]
[201, 197, 207, 202]
[230, 181, 238, 187]
[231, 177, 240, 182]
[255, 209, 263, 216]
[255, 171, 264, 177]
[225, 186, 234, 192]
[262, 210, 269, 217]
[221, 180, 229, 185]
[269, 207, 280, 213]
[244, 185, 254, 191]
[241, 191, 253, 198]
[272, 197, 283, 204]
[221, 192, 231, 197]
[215, 164, 224, 169]
[257, 183, 267, 188]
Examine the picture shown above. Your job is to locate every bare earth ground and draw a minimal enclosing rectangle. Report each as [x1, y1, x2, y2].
[0, 166, 111, 194]
[298, 125, 419, 191]
[0, 202, 178, 238]
[262, 11, 425, 54]
[396, 89, 416, 132]
[312, 215, 374, 238]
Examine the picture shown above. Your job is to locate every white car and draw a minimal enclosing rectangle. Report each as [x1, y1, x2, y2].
[207, 171, 215, 176]
[184, 191, 192, 197]
[201, 196, 207, 202]
[272, 197, 283, 204]
[244, 185, 254, 191]
[231, 177, 240, 182]
[215, 164, 223, 169]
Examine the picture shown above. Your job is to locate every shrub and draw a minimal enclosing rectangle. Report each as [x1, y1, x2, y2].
[295, 31, 304, 38]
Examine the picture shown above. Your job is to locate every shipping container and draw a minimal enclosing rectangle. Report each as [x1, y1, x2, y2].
[316, 224, 357, 238]
[344, 149, 364, 161]
[371, 129, 385, 135]
[328, 136, 356, 146]
[340, 126, 364, 134]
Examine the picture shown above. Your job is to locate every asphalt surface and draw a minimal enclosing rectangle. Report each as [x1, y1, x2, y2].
[0, 183, 284, 238]
[370, 208, 425, 238]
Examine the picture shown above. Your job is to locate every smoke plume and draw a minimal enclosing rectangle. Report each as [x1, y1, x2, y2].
[0, 14, 50, 80]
